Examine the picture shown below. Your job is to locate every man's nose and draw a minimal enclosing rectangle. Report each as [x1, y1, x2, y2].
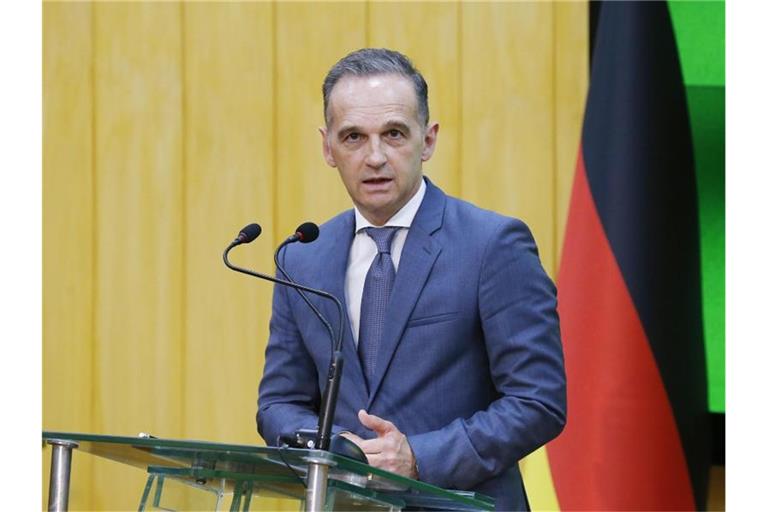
[364, 138, 387, 168]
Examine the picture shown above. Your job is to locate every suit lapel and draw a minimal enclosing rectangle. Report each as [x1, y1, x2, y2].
[366, 181, 445, 407]
[314, 211, 368, 404]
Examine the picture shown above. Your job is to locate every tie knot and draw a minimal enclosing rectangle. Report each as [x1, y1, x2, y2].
[365, 227, 399, 254]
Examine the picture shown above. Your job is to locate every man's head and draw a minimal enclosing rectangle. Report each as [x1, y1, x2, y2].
[323, 48, 429, 127]
[320, 48, 439, 226]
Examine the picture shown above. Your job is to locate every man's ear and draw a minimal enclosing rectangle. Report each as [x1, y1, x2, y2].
[319, 127, 336, 167]
[421, 122, 439, 162]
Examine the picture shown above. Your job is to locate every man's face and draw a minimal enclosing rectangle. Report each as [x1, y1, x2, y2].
[321, 74, 438, 226]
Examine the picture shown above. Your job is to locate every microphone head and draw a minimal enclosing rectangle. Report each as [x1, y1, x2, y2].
[295, 222, 320, 243]
[238, 223, 262, 244]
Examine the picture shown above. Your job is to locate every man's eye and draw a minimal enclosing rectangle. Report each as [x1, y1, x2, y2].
[387, 130, 403, 138]
[346, 133, 360, 142]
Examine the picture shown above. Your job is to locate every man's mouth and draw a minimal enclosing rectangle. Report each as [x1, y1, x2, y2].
[362, 177, 393, 185]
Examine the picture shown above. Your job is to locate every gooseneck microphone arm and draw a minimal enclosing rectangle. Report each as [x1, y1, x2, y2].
[274, 243, 337, 353]
[272, 224, 346, 452]
[223, 224, 345, 451]
[223, 245, 339, 303]
[222, 244, 344, 343]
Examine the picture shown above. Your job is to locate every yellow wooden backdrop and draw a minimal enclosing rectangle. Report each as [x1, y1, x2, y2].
[43, 1, 587, 510]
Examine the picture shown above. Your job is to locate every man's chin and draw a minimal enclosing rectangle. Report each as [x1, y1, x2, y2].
[358, 202, 397, 226]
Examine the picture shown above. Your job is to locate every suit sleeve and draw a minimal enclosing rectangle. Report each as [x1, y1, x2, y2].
[256, 277, 323, 445]
[407, 218, 567, 490]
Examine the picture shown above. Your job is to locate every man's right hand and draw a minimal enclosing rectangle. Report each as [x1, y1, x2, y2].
[340, 410, 418, 479]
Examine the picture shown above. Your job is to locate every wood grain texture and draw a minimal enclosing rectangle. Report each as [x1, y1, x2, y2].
[461, 1, 557, 276]
[91, 2, 184, 508]
[274, 2, 367, 238]
[368, 1, 462, 197]
[42, 3, 95, 509]
[182, 0, 274, 446]
[554, 0, 589, 275]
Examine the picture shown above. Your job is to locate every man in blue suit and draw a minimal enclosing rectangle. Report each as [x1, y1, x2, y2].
[257, 48, 566, 511]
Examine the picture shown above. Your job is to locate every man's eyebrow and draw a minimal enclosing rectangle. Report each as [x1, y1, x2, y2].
[335, 120, 413, 140]
[382, 120, 411, 134]
[336, 125, 360, 139]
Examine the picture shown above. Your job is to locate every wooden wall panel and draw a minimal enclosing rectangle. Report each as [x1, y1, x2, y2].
[183, 1, 274, 446]
[274, 2, 367, 239]
[91, 3, 184, 508]
[368, 1, 462, 197]
[519, 5, 587, 509]
[461, 1, 557, 276]
[42, 2, 94, 509]
[554, 1, 589, 274]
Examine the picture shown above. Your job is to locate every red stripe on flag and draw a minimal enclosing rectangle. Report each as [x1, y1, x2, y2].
[548, 149, 695, 510]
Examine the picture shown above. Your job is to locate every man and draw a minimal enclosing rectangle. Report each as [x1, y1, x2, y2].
[257, 48, 566, 511]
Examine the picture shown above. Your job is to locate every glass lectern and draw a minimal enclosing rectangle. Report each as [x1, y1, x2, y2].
[43, 431, 494, 512]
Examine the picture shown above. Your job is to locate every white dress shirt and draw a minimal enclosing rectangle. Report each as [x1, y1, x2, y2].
[345, 178, 427, 346]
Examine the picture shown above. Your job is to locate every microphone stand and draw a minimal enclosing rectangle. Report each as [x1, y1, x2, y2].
[273, 239, 337, 354]
[224, 243, 346, 511]
[223, 244, 345, 452]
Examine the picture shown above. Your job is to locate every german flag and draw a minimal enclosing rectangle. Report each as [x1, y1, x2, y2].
[547, 2, 710, 509]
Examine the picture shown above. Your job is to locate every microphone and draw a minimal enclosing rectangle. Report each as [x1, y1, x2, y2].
[223, 222, 346, 451]
[285, 222, 320, 244]
[228, 223, 262, 248]
[276, 222, 320, 274]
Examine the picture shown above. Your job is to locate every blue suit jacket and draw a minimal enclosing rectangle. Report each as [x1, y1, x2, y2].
[257, 180, 566, 510]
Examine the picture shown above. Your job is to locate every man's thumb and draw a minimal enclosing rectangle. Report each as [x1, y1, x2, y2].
[358, 409, 391, 435]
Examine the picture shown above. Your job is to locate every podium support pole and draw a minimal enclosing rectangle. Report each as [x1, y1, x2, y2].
[304, 453, 335, 512]
[47, 439, 78, 512]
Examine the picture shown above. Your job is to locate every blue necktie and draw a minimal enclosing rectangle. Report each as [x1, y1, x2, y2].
[358, 227, 399, 387]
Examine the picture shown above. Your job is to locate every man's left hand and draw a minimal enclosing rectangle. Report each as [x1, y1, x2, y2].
[342, 410, 418, 479]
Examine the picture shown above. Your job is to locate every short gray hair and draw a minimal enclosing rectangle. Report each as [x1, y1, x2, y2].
[322, 48, 429, 126]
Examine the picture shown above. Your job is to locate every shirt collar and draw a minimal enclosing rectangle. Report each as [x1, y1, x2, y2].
[354, 178, 427, 233]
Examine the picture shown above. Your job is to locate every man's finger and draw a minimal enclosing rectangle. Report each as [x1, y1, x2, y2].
[357, 437, 386, 454]
[339, 431, 365, 446]
[358, 409, 395, 436]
